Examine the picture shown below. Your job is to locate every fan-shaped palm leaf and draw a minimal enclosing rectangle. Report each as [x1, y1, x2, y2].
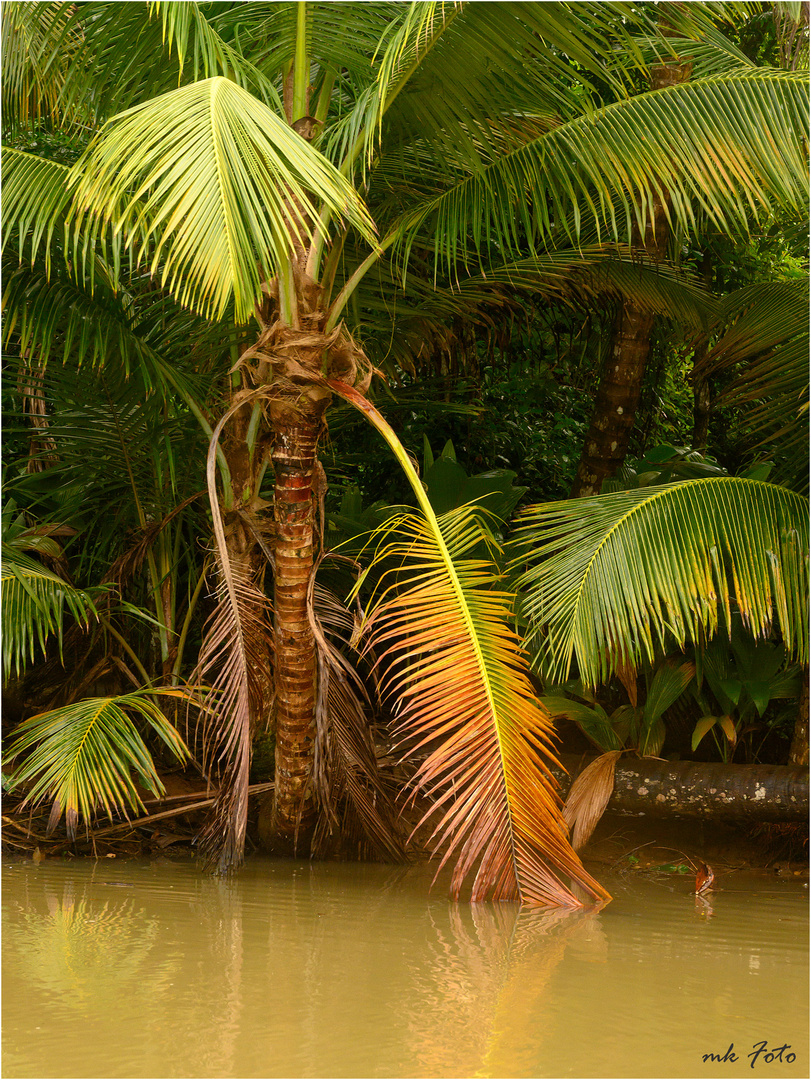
[68, 77, 378, 322]
[511, 478, 808, 689]
[2, 689, 189, 837]
[332, 380, 608, 907]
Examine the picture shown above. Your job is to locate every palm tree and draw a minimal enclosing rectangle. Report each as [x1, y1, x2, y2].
[4, 1, 807, 901]
[569, 0, 809, 497]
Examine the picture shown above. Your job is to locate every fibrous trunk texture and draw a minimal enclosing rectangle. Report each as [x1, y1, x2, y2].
[569, 56, 692, 499]
[270, 393, 330, 848]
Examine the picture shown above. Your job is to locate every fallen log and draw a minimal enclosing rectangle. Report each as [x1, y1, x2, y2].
[553, 755, 808, 823]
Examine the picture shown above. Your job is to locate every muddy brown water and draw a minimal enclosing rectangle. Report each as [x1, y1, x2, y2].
[2, 856, 807, 1079]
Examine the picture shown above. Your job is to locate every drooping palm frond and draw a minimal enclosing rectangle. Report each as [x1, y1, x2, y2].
[699, 277, 809, 487]
[333, 240, 716, 382]
[511, 478, 809, 690]
[2, 258, 230, 405]
[387, 69, 808, 276]
[192, 548, 273, 872]
[2, 150, 71, 270]
[67, 77, 378, 322]
[2, 689, 189, 837]
[1, 546, 100, 681]
[309, 577, 407, 863]
[331, 381, 609, 908]
[191, 393, 274, 872]
[5, 1, 280, 130]
[372, 2, 649, 148]
[459, 249, 719, 330]
[562, 751, 622, 851]
[360, 507, 608, 906]
[1, 1, 84, 131]
[147, 0, 282, 105]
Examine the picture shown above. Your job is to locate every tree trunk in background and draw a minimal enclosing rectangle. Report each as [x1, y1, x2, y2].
[270, 389, 331, 849]
[569, 53, 692, 499]
[555, 754, 808, 822]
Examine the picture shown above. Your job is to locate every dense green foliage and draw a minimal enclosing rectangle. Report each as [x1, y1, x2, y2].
[2, 2, 808, 886]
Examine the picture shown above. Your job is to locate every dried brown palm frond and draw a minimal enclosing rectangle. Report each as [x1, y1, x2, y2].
[105, 490, 207, 593]
[562, 751, 623, 851]
[192, 548, 273, 872]
[309, 575, 407, 863]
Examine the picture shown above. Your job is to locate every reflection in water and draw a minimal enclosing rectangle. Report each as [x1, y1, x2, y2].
[4, 879, 169, 1012]
[481, 909, 608, 1078]
[404, 904, 604, 1078]
[2, 859, 808, 1079]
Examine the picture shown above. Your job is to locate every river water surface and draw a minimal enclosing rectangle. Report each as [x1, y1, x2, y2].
[2, 856, 807, 1079]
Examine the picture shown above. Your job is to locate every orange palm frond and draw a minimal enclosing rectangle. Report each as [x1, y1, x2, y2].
[563, 751, 622, 851]
[331, 379, 609, 907]
[359, 505, 609, 907]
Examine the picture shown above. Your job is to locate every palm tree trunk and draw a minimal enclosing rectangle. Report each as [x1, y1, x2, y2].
[569, 302, 658, 497]
[569, 52, 692, 499]
[269, 391, 330, 847]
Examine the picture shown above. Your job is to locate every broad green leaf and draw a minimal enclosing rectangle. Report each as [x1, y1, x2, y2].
[540, 695, 623, 752]
[644, 660, 696, 722]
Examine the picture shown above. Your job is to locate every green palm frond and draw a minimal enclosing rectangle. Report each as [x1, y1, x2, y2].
[1, 1, 84, 131]
[700, 278, 809, 485]
[209, 0, 394, 82]
[389, 70, 808, 275]
[461, 250, 719, 330]
[147, 1, 282, 104]
[2, 690, 189, 836]
[2, 257, 227, 399]
[6, 1, 280, 128]
[2, 150, 72, 270]
[1, 546, 100, 680]
[375, 2, 648, 138]
[510, 478, 809, 689]
[332, 381, 608, 907]
[68, 77, 378, 322]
